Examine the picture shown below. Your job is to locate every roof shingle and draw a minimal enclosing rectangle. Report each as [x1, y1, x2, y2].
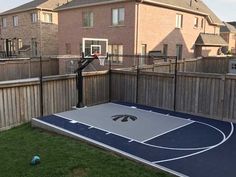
[56, 0, 222, 25]
[195, 33, 228, 46]
[0, 0, 68, 15]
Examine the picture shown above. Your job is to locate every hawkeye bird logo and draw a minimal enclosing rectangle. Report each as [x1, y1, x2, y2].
[112, 115, 138, 122]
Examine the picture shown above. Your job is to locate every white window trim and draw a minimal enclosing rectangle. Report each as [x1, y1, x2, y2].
[176, 14, 183, 29]
[82, 11, 94, 27]
[112, 8, 125, 26]
[13, 16, 19, 27]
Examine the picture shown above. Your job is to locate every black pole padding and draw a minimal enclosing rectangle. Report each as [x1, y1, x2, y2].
[174, 56, 178, 111]
[39, 56, 43, 116]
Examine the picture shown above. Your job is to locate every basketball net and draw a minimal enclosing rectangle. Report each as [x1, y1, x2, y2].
[92, 52, 105, 66]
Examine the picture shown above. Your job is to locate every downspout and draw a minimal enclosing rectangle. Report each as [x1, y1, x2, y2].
[135, 0, 141, 55]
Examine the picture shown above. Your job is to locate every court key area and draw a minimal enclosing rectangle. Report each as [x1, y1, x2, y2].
[32, 102, 235, 177]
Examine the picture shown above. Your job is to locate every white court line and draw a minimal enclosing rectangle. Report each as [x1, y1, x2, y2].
[32, 118, 188, 177]
[152, 123, 234, 164]
[141, 121, 195, 143]
[55, 114, 227, 151]
[141, 120, 227, 151]
[88, 126, 94, 129]
[54, 114, 134, 141]
[106, 132, 111, 135]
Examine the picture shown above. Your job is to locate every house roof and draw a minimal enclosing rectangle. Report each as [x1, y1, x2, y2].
[0, 0, 66, 16]
[195, 33, 228, 47]
[228, 21, 236, 28]
[220, 22, 236, 33]
[56, 0, 222, 25]
[145, 0, 222, 25]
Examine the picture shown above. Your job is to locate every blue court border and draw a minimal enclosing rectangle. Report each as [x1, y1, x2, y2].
[32, 102, 235, 177]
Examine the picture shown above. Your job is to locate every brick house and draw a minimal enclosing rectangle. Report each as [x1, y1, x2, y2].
[0, 0, 68, 58]
[220, 22, 236, 54]
[56, 0, 227, 62]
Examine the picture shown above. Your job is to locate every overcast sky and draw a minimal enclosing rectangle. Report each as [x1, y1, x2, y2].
[0, 0, 235, 22]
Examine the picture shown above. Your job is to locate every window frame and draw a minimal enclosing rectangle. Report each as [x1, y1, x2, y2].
[194, 17, 199, 28]
[82, 11, 94, 27]
[43, 13, 53, 23]
[31, 13, 38, 23]
[13, 16, 19, 27]
[200, 18, 204, 29]
[176, 14, 183, 29]
[112, 8, 125, 26]
[108, 44, 124, 64]
[2, 17, 7, 28]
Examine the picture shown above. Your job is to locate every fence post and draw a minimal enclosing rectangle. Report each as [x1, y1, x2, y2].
[173, 56, 178, 111]
[39, 56, 43, 116]
[136, 55, 140, 104]
[108, 54, 111, 102]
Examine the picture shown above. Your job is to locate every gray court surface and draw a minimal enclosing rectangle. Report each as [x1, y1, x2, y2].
[57, 103, 193, 142]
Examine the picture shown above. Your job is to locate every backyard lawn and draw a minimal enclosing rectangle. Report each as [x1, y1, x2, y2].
[0, 124, 172, 177]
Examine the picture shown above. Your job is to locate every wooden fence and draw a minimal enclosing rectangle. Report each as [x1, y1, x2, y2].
[0, 71, 109, 131]
[111, 70, 236, 122]
[2, 68, 236, 131]
[141, 56, 232, 74]
[0, 57, 59, 81]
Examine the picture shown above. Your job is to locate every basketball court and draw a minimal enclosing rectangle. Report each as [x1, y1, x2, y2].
[32, 102, 235, 177]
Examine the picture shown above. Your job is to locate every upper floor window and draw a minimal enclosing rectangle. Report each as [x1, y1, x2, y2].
[112, 8, 125, 26]
[43, 13, 52, 23]
[13, 16, 19, 27]
[82, 11, 93, 27]
[2, 18, 7, 28]
[201, 18, 204, 29]
[194, 17, 199, 28]
[31, 13, 38, 23]
[176, 14, 183, 28]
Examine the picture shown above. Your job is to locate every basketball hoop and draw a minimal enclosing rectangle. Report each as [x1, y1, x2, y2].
[92, 52, 106, 66]
[98, 56, 106, 66]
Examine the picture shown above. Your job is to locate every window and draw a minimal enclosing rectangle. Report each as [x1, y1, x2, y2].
[176, 14, 183, 28]
[108, 44, 123, 63]
[201, 18, 204, 29]
[65, 43, 71, 54]
[13, 16, 19, 26]
[18, 38, 23, 49]
[82, 12, 93, 27]
[194, 17, 199, 28]
[31, 38, 38, 57]
[43, 13, 52, 23]
[140, 44, 147, 65]
[176, 44, 183, 60]
[112, 8, 125, 26]
[31, 13, 38, 23]
[2, 18, 7, 28]
[163, 44, 168, 56]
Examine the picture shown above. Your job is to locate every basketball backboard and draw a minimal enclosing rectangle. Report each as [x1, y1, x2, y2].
[82, 38, 108, 58]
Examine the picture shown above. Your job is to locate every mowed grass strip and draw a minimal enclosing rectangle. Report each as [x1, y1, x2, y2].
[0, 124, 173, 177]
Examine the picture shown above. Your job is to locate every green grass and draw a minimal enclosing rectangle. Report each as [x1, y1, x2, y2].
[0, 124, 173, 177]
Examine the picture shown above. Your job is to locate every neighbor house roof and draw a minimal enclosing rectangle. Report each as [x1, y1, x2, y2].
[0, 0, 66, 16]
[228, 22, 236, 28]
[56, 0, 222, 25]
[220, 22, 236, 33]
[195, 33, 228, 46]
